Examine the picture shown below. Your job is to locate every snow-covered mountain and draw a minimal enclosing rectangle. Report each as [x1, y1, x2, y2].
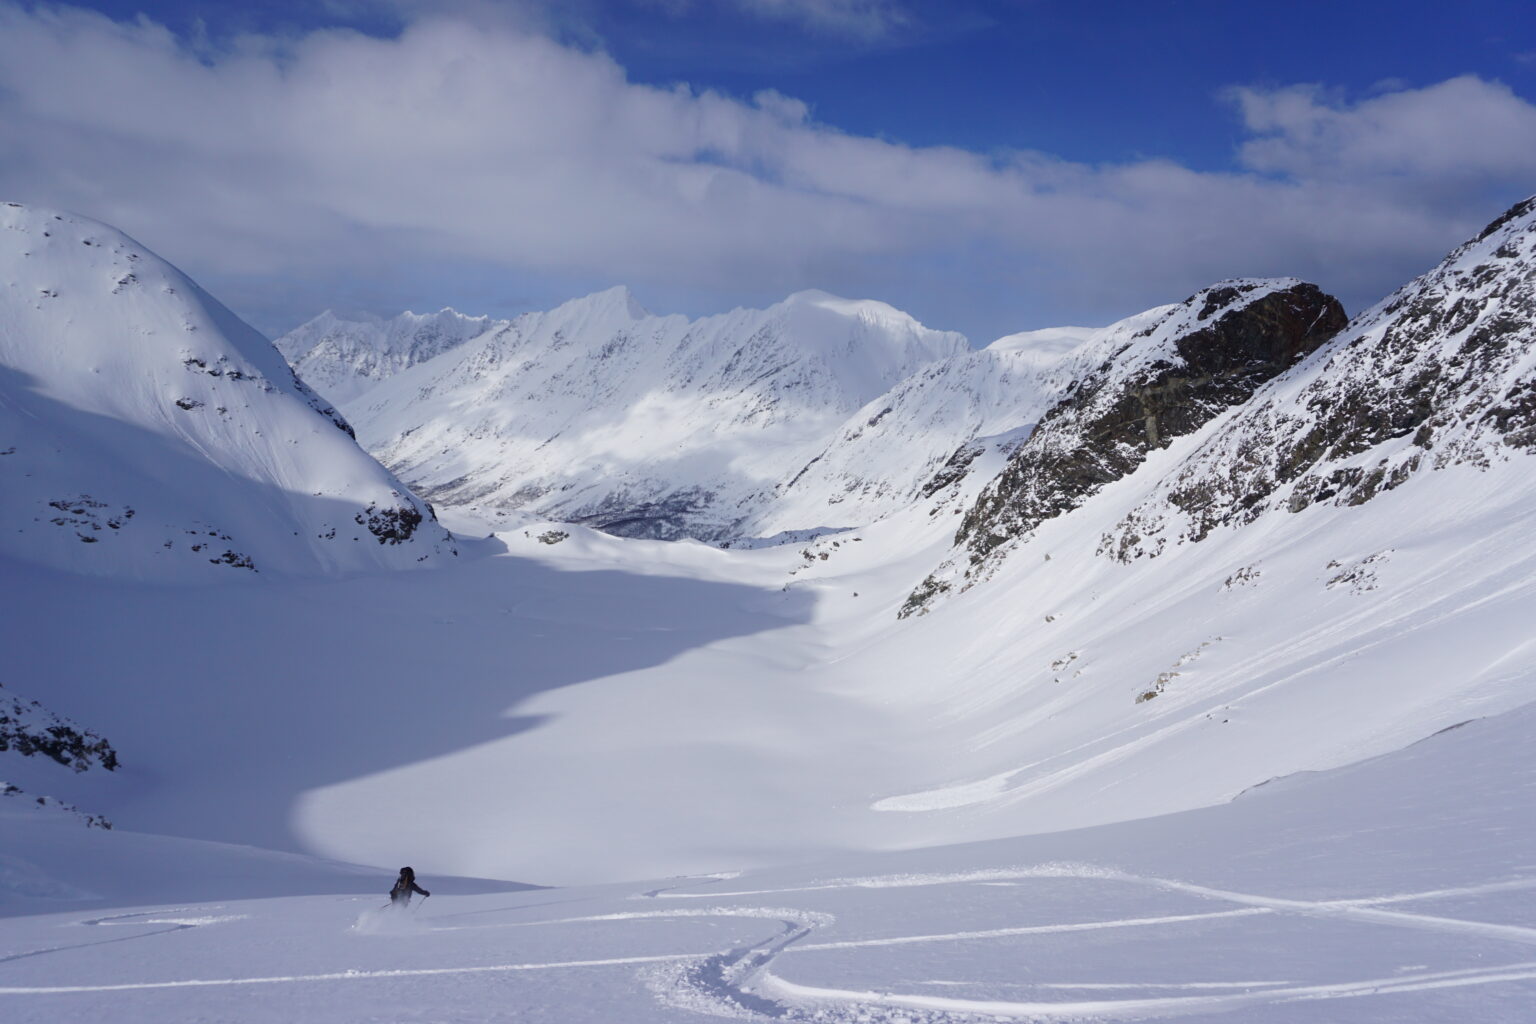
[275, 307, 498, 404]
[340, 287, 968, 540]
[0, 203, 457, 579]
[292, 292, 1097, 543]
[903, 278, 1348, 612]
[741, 326, 1095, 539]
[1103, 196, 1536, 562]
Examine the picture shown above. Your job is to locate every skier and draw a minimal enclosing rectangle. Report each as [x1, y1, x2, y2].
[389, 866, 430, 907]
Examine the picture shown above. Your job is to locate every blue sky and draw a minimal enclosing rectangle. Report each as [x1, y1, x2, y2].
[2, 0, 1533, 342]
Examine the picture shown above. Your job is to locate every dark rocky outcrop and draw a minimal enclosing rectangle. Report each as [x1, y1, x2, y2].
[918, 441, 985, 500]
[355, 498, 425, 545]
[955, 281, 1346, 563]
[1103, 195, 1536, 561]
[900, 279, 1345, 616]
[0, 682, 118, 773]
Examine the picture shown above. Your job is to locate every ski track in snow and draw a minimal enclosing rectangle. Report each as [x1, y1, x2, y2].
[0, 908, 247, 966]
[3, 866, 1535, 1020]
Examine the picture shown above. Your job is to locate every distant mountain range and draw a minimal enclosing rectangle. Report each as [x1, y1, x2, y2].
[281, 286, 970, 541]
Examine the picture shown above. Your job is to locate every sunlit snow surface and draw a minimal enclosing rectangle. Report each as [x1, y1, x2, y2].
[1, 699, 1532, 1022]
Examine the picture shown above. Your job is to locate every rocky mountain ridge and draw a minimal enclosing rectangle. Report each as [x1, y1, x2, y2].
[1101, 196, 1536, 563]
[260, 196, 1536, 628]
[899, 279, 1348, 614]
[739, 326, 1095, 540]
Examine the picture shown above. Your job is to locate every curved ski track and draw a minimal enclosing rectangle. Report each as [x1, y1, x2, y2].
[2, 867, 1534, 1021]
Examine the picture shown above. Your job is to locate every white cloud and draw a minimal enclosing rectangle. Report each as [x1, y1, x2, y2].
[1231, 76, 1536, 186]
[0, 4, 1531, 342]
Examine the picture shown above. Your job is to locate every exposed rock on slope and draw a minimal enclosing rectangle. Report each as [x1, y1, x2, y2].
[1104, 196, 1536, 561]
[0, 681, 117, 774]
[0, 204, 456, 579]
[1, 681, 117, 829]
[343, 288, 967, 541]
[276, 308, 497, 404]
[902, 280, 1346, 614]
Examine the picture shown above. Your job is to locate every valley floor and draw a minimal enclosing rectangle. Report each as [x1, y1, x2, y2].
[2, 697, 1533, 1021]
[4, 459, 1536, 1020]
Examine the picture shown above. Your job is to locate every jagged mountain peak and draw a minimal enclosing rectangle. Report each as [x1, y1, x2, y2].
[1073, 278, 1315, 372]
[277, 304, 502, 404]
[545, 284, 651, 325]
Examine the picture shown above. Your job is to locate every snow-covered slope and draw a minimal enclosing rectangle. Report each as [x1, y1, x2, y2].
[0, 203, 456, 579]
[742, 327, 1094, 539]
[342, 287, 967, 540]
[275, 307, 497, 404]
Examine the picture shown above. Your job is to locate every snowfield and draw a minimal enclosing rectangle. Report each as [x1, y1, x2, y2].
[2, 696, 1532, 1022]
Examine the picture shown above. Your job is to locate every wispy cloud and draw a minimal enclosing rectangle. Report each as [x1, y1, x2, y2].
[0, 4, 1530, 341]
[722, 0, 911, 38]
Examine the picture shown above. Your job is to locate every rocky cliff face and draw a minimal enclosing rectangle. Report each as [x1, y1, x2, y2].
[1103, 197, 1536, 561]
[901, 279, 1346, 615]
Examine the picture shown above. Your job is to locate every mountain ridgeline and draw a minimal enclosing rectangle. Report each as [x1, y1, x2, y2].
[269, 197, 1536, 619]
[301, 288, 968, 542]
[899, 279, 1348, 615]
[8, 195, 1531, 600]
[1102, 196, 1536, 562]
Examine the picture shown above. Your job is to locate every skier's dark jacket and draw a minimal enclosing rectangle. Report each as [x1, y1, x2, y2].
[390, 866, 430, 905]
